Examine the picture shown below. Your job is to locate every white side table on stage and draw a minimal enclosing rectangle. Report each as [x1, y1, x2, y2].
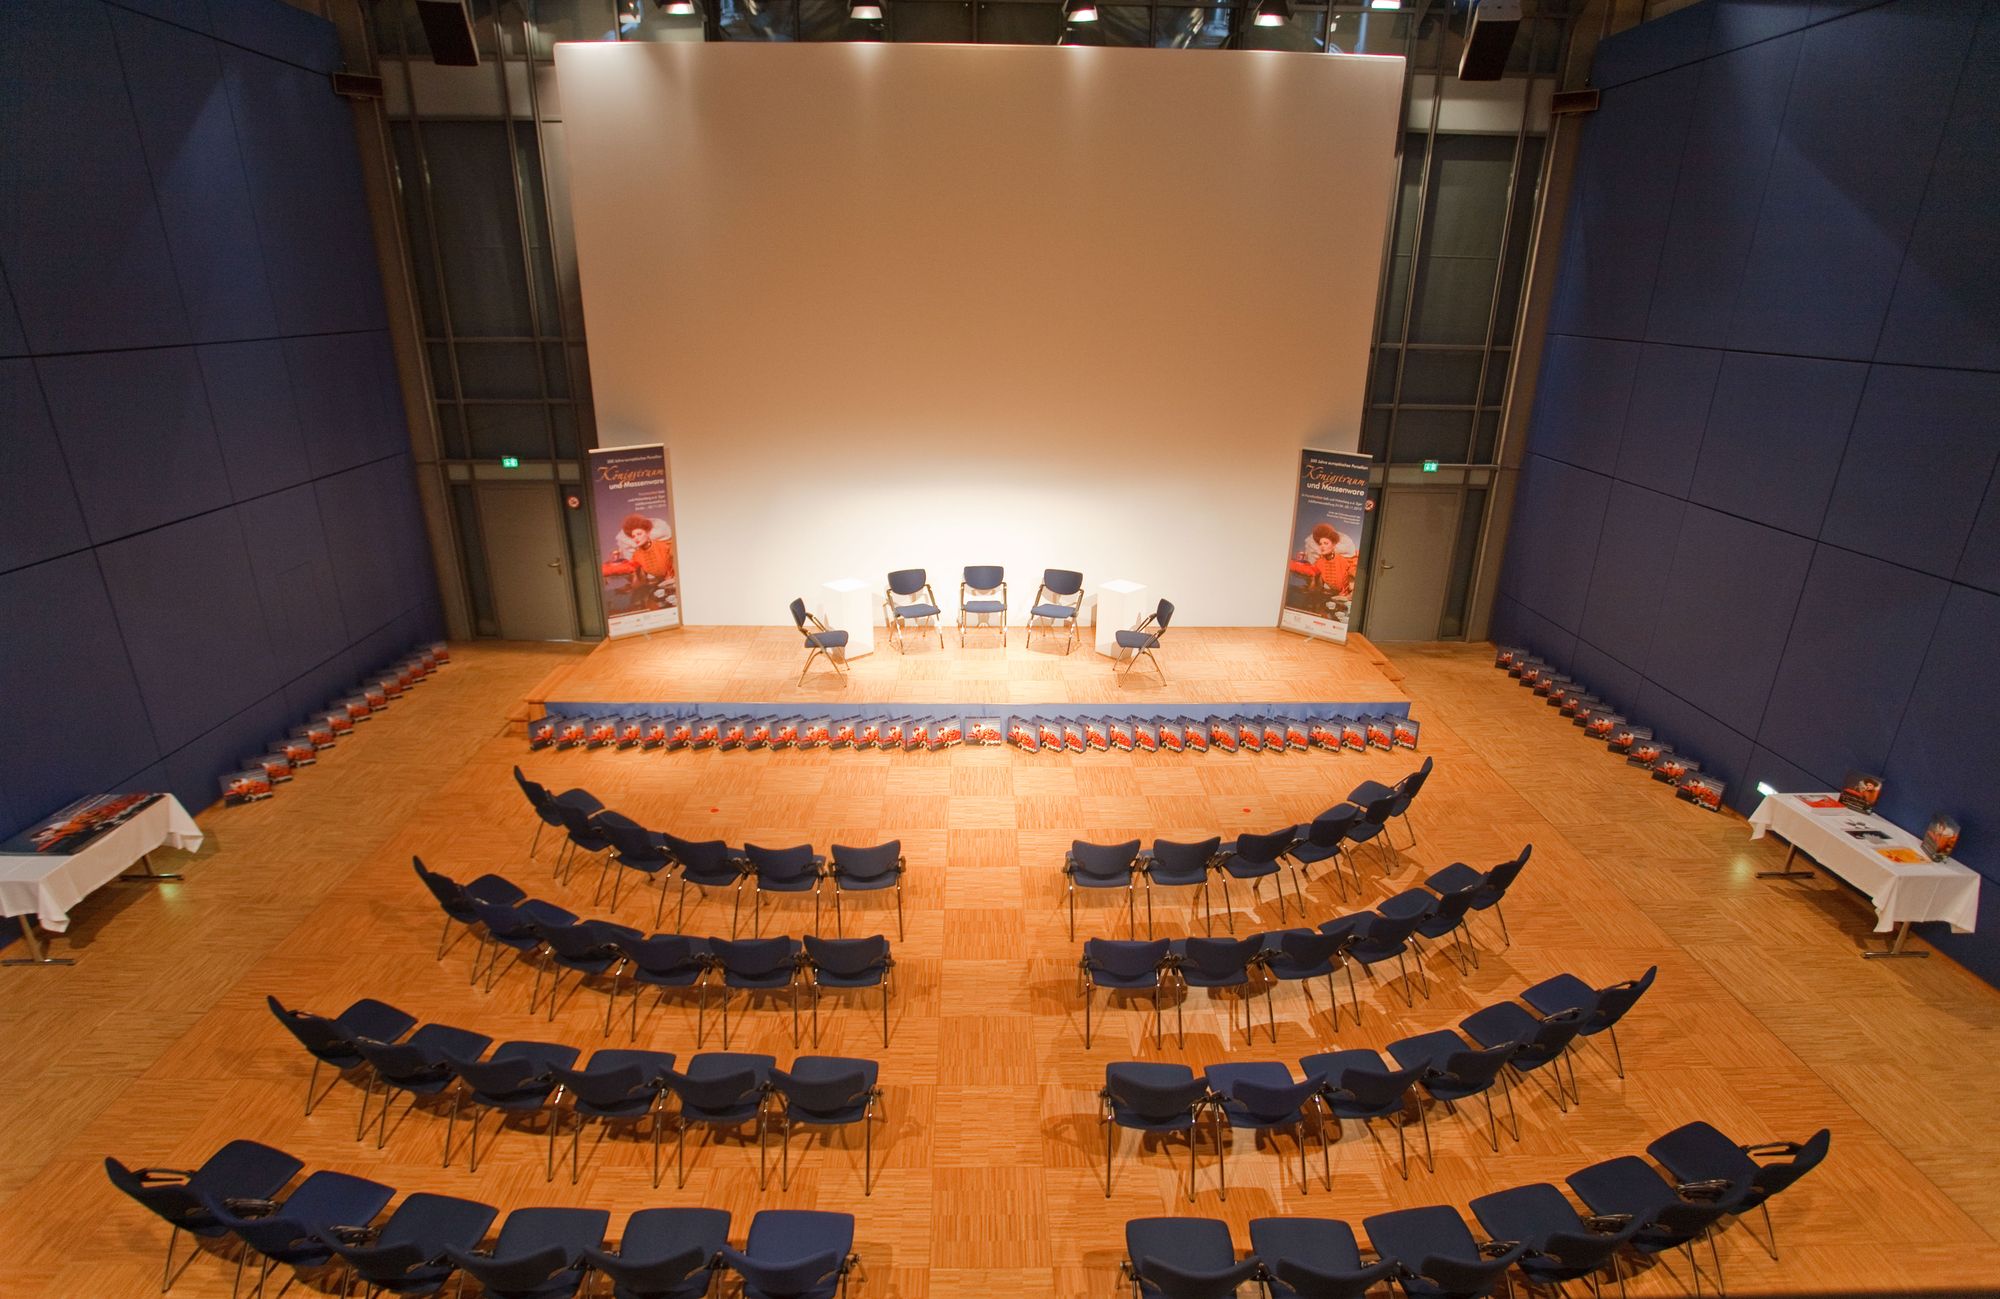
[1093, 579, 1149, 658]
[816, 577, 876, 659]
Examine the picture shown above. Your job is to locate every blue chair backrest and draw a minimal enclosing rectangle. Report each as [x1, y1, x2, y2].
[1277, 929, 1345, 969]
[1429, 886, 1480, 925]
[587, 1245, 710, 1297]
[804, 934, 889, 978]
[266, 997, 350, 1058]
[553, 1064, 649, 1110]
[1414, 1251, 1522, 1296]
[620, 933, 705, 977]
[513, 766, 552, 809]
[771, 1066, 872, 1115]
[747, 843, 819, 883]
[1274, 1257, 1403, 1299]
[454, 1055, 550, 1100]
[448, 1245, 573, 1295]
[542, 923, 618, 962]
[1154, 599, 1175, 631]
[1333, 1064, 1423, 1110]
[1071, 839, 1141, 880]
[964, 565, 1003, 590]
[1085, 938, 1170, 980]
[1521, 1008, 1588, 1057]
[472, 901, 539, 941]
[830, 841, 901, 881]
[359, 1040, 452, 1086]
[596, 812, 660, 859]
[664, 834, 739, 881]
[1358, 908, 1423, 948]
[1042, 569, 1083, 596]
[1149, 837, 1221, 877]
[1483, 845, 1532, 893]
[414, 861, 470, 913]
[1181, 936, 1261, 978]
[887, 569, 927, 597]
[103, 1158, 202, 1224]
[1759, 1129, 1831, 1195]
[1233, 827, 1295, 864]
[1400, 756, 1435, 797]
[1593, 965, 1657, 1028]
[720, 1247, 845, 1298]
[1228, 1077, 1319, 1123]
[712, 937, 798, 978]
[788, 598, 809, 629]
[1105, 1070, 1209, 1121]
[1134, 1256, 1264, 1299]
[663, 1067, 762, 1114]
[1437, 1043, 1516, 1090]
[1307, 807, 1363, 844]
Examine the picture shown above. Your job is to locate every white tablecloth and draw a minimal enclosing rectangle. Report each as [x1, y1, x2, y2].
[1749, 793, 1980, 933]
[0, 797, 202, 932]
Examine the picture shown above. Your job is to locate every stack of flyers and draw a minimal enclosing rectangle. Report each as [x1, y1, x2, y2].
[903, 719, 928, 751]
[669, 718, 696, 750]
[322, 710, 355, 737]
[770, 717, 798, 749]
[1158, 718, 1185, 753]
[221, 769, 273, 804]
[587, 717, 618, 748]
[830, 719, 857, 749]
[1008, 718, 1040, 753]
[1033, 718, 1061, 752]
[1366, 717, 1394, 750]
[1678, 772, 1725, 811]
[337, 695, 373, 723]
[1543, 678, 1573, 707]
[295, 720, 337, 750]
[804, 718, 832, 747]
[1606, 723, 1649, 756]
[1083, 718, 1110, 752]
[1135, 719, 1160, 753]
[362, 682, 390, 710]
[1179, 717, 1209, 753]
[1584, 710, 1623, 741]
[1341, 719, 1367, 751]
[1207, 717, 1238, 753]
[1109, 719, 1136, 752]
[379, 675, 406, 701]
[618, 717, 644, 749]
[1531, 672, 1564, 698]
[718, 717, 747, 750]
[1392, 717, 1420, 749]
[1236, 718, 1263, 752]
[691, 718, 720, 749]
[878, 718, 902, 749]
[932, 718, 962, 749]
[1628, 737, 1668, 767]
[1284, 718, 1312, 750]
[747, 718, 773, 750]
[1063, 721, 1086, 753]
[248, 753, 293, 783]
[1260, 718, 1287, 752]
[968, 718, 1004, 746]
[1651, 753, 1694, 784]
[1495, 646, 1521, 671]
[428, 642, 451, 664]
[1562, 693, 1600, 722]
[857, 719, 882, 750]
[279, 736, 318, 766]
[1309, 718, 1341, 751]
[642, 718, 669, 750]
[1518, 662, 1545, 689]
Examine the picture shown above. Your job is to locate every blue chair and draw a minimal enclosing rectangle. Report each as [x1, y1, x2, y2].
[662, 1052, 777, 1189]
[1168, 935, 1269, 1047]
[471, 899, 579, 1009]
[1080, 938, 1171, 1049]
[549, 1048, 676, 1186]
[1329, 907, 1430, 1009]
[1345, 756, 1434, 850]
[1386, 1030, 1518, 1161]
[1122, 1217, 1261, 1299]
[582, 1207, 731, 1299]
[1647, 1122, 1831, 1261]
[1028, 568, 1085, 653]
[1362, 1204, 1527, 1299]
[664, 833, 750, 937]
[789, 597, 850, 684]
[1249, 1217, 1400, 1299]
[1469, 1181, 1643, 1296]
[1142, 837, 1221, 937]
[512, 766, 602, 861]
[769, 1055, 882, 1194]
[1101, 1062, 1215, 1202]
[317, 1191, 499, 1299]
[959, 565, 1008, 646]
[828, 841, 905, 940]
[1423, 845, 1531, 948]
[1302, 1049, 1431, 1180]
[711, 936, 805, 1048]
[1215, 827, 1303, 930]
[1520, 965, 1656, 1080]
[804, 934, 894, 1048]
[1343, 794, 1399, 873]
[1066, 838, 1143, 940]
[447, 1039, 582, 1174]
[720, 1210, 856, 1299]
[201, 1169, 394, 1299]
[1460, 1000, 1590, 1113]
[1205, 1061, 1329, 1196]
[353, 1023, 494, 1151]
[746, 842, 826, 936]
[1378, 884, 1482, 977]
[1287, 807, 1362, 900]
[1258, 928, 1354, 1033]
[1567, 1155, 1740, 1298]
[103, 1141, 303, 1293]
[614, 933, 712, 1043]
[265, 994, 416, 1115]
[883, 569, 943, 651]
[413, 856, 526, 966]
[541, 920, 643, 1026]
[595, 811, 675, 920]
[552, 798, 614, 885]
[444, 1207, 610, 1299]
[1115, 598, 1174, 681]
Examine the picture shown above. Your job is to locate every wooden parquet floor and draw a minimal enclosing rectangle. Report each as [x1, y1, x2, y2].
[3, 636, 1996, 1298]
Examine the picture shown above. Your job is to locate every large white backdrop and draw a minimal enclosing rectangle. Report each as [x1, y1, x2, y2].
[556, 42, 1402, 626]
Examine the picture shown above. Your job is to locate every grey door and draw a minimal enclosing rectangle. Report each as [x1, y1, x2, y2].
[1363, 487, 1461, 642]
[476, 482, 577, 641]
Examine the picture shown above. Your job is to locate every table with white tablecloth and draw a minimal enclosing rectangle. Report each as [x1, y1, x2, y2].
[0, 795, 202, 963]
[1748, 792, 1980, 957]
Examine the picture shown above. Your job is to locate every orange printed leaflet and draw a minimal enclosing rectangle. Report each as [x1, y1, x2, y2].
[1876, 847, 1925, 864]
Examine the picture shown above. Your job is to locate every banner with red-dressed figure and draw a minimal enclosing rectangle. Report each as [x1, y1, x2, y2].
[589, 444, 682, 637]
[1279, 448, 1372, 643]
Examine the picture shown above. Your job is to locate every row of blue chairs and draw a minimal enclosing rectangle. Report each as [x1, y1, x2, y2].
[269, 996, 886, 1191]
[105, 1141, 860, 1299]
[1120, 1121, 1829, 1299]
[1065, 760, 1439, 939]
[514, 768, 907, 937]
[416, 860, 895, 1046]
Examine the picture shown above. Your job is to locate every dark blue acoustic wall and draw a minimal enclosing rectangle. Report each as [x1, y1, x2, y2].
[1495, 0, 2000, 981]
[0, 0, 440, 835]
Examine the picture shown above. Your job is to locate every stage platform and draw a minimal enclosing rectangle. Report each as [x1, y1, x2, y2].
[522, 625, 1409, 718]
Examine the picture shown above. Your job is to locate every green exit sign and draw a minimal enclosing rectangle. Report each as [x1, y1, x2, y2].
[500, 456, 520, 469]
[1421, 460, 1439, 473]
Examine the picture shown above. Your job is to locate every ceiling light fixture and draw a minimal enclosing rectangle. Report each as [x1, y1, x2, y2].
[1252, 0, 1292, 27]
[1064, 0, 1100, 23]
[850, 0, 885, 18]
[659, 0, 698, 14]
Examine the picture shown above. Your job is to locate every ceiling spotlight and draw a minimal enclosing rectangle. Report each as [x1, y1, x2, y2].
[1064, 0, 1100, 23]
[1252, 0, 1292, 26]
[1368, 0, 1403, 9]
[656, 0, 698, 13]
[849, 0, 884, 18]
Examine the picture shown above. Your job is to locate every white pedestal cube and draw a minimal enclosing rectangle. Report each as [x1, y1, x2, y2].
[1093, 578, 1149, 658]
[815, 577, 875, 659]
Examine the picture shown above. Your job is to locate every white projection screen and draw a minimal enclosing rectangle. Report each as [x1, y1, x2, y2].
[556, 41, 1403, 626]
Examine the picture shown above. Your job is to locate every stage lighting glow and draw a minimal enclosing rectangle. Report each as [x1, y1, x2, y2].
[1064, 0, 1100, 22]
[850, 0, 884, 17]
[1369, 0, 1403, 9]
[663, 0, 698, 12]
[1253, 0, 1292, 27]
[1756, 781, 1777, 798]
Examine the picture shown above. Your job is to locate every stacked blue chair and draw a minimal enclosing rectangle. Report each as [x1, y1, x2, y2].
[102, 1141, 304, 1293]
[265, 994, 416, 1116]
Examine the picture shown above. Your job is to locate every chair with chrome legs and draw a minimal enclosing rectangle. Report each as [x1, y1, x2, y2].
[1423, 844, 1532, 948]
[265, 995, 416, 1116]
[317, 1191, 499, 1299]
[1519, 965, 1656, 1080]
[413, 857, 524, 970]
[1168, 935, 1269, 1047]
[804, 934, 894, 1048]
[447, 1039, 582, 1174]
[660, 1052, 777, 1190]
[512, 766, 602, 862]
[444, 1207, 609, 1299]
[1343, 795, 1401, 873]
[1122, 1217, 1262, 1299]
[769, 1056, 883, 1194]
[1361, 1204, 1528, 1299]
[1249, 1216, 1400, 1299]
[1344, 755, 1434, 850]
[1386, 1031, 1519, 1163]
[581, 1208, 731, 1299]
[102, 1141, 304, 1294]
[1066, 839, 1142, 940]
[1141, 837, 1220, 937]
[1115, 599, 1174, 682]
[1286, 807, 1362, 901]
[1378, 884, 1482, 978]
[548, 1048, 677, 1186]
[1460, 1001, 1590, 1115]
[1101, 1063, 1216, 1202]
[1328, 907, 1430, 1010]
[615, 933, 713, 1043]
[595, 811, 674, 919]
[828, 840, 905, 940]
[471, 899, 579, 1009]
[200, 1169, 394, 1299]
[1204, 1061, 1330, 1196]
[552, 799, 613, 885]
[1258, 929, 1355, 1033]
[1301, 1049, 1431, 1181]
[1566, 1155, 1741, 1298]
[663, 833, 751, 937]
[1080, 938, 1171, 1049]
[1214, 827, 1304, 930]
[540, 920, 642, 1026]
[789, 598, 850, 685]
[712, 936, 805, 1049]
[747, 842, 826, 937]
[1469, 1181, 1644, 1299]
[721, 1210, 858, 1299]
[883, 569, 943, 651]
[1646, 1122, 1830, 1262]
[958, 565, 1008, 646]
[353, 1023, 494, 1151]
[1027, 568, 1084, 653]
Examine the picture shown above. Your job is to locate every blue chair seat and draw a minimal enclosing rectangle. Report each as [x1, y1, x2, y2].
[777, 1056, 878, 1125]
[1204, 1062, 1309, 1127]
[1385, 1029, 1464, 1075]
[1299, 1048, 1387, 1091]
[805, 630, 848, 649]
[1347, 779, 1396, 805]
[1032, 602, 1078, 620]
[731, 1210, 854, 1299]
[1424, 861, 1484, 894]
[1458, 1001, 1538, 1050]
[1520, 973, 1596, 1019]
[891, 602, 939, 619]
[1115, 630, 1161, 650]
[963, 599, 1005, 614]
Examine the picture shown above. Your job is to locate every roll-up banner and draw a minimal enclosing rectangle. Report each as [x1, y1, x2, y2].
[1279, 448, 1372, 643]
[589, 444, 682, 637]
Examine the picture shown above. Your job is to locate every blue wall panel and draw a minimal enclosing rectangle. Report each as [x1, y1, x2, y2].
[1513, 0, 2000, 984]
[199, 340, 313, 500]
[236, 484, 351, 678]
[160, 687, 297, 817]
[207, 0, 339, 70]
[0, 269, 24, 358]
[286, 333, 405, 479]
[108, 0, 213, 32]
[0, 360, 90, 575]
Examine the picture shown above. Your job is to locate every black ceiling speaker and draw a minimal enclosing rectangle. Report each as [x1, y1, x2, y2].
[1458, 0, 1521, 82]
[415, 0, 480, 67]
